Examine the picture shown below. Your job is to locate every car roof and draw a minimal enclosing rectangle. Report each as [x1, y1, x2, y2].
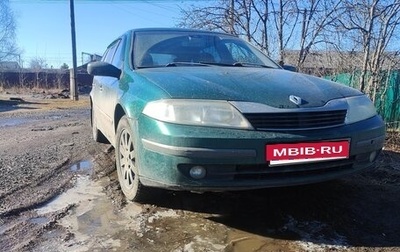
[128, 27, 236, 37]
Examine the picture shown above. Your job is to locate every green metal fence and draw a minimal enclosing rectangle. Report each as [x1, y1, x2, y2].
[327, 70, 400, 129]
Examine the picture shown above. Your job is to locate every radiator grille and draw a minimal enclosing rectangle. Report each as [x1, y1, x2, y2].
[244, 110, 347, 130]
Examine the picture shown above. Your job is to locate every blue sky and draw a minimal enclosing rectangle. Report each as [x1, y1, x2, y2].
[10, 0, 207, 68]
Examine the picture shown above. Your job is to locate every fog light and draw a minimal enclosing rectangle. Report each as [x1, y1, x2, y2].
[189, 166, 206, 179]
[369, 151, 377, 162]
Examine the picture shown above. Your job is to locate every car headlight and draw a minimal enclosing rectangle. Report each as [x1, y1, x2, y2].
[143, 99, 253, 129]
[345, 95, 377, 124]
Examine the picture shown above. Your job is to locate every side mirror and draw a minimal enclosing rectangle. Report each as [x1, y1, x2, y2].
[87, 61, 121, 79]
[282, 64, 297, 72]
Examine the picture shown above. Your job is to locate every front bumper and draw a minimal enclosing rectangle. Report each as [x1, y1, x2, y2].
[135, 115, 385, 191]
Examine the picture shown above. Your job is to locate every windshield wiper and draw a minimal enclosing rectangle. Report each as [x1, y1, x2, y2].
[233, 62, 274, 68]
[198, 62, 233, 66]
[165, 62, 209, 67]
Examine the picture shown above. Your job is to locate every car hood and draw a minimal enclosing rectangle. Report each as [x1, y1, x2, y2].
[136, 67, 361, 108]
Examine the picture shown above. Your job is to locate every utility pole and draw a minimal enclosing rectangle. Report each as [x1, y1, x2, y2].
[70, 0, 78, 101]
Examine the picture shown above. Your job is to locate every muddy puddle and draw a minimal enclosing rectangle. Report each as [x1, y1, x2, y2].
[47, 177, 140, 250]
[34, 160, 141, 251]
[69, 160, 93, 175]
[30, 159, 357, 251]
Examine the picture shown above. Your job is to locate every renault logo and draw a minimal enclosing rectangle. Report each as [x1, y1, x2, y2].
[289, 95, 302, 105]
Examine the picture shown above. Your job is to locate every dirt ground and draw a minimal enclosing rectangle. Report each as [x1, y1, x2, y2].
[0, 92, 400, 252]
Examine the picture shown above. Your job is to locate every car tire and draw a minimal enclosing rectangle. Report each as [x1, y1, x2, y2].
[115, 116, 148, 202]
[91, 106, 109, 144]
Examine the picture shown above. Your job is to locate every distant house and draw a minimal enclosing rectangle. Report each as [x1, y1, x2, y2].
[0, 61, 20, 71]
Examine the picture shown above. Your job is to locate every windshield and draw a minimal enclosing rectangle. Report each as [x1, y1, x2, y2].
[133, 30, 279, 69]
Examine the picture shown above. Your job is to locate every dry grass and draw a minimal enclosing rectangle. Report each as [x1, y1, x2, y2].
[385, 130, 400, 152]
[0, 85, 66, 95]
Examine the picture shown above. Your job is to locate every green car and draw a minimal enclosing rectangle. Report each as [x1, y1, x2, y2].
[88, 28, 385, 202]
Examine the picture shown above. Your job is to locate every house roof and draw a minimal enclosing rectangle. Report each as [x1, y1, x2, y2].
[0, 61, 20, 70]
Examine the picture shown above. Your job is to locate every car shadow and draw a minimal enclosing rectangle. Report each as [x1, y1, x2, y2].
[144, 169, 400, 248]
[0, 98, 41, 112]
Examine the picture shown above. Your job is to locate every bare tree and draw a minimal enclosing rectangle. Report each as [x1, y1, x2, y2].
[294, 0, 344, 71]
[29, 57, 48, 89]
[368, 2, 400, 101]
[29, 57, 48, 70]
[335, 0, 400, 95]
[179, 0, 279, 57]
[178, 1, 235, 34]
[232, 0, 254, 42]
[178, 0, 342, 65]
[0, 0, 19, 62]
[267, 0, 299, 63]
[249, 0, 270, 53]
[179, 1, 268, 42]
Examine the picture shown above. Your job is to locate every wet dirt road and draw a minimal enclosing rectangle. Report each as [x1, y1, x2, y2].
[1, 94, 400, 251]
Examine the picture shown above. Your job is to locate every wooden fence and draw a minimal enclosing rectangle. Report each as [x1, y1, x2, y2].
[0, 69, 93, 90]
